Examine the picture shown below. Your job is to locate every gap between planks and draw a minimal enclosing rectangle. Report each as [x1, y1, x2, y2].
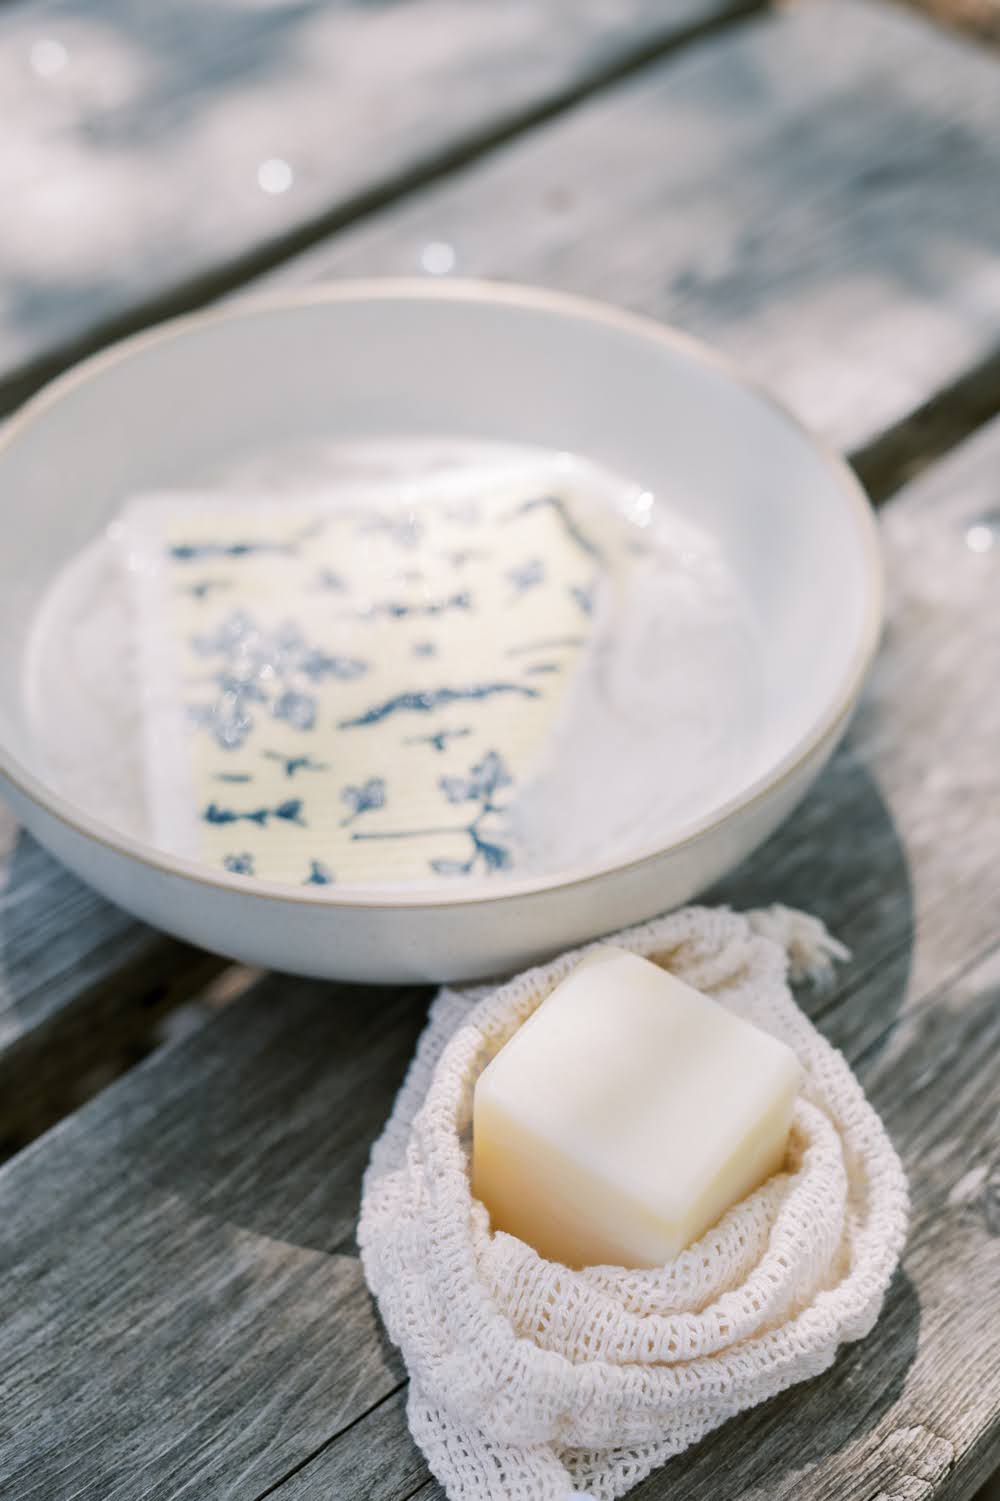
[0, 3, 773, 1144]
[251, 1382, 409, 1501]
[271, 0, 1000, 500]
[0, 920, 255, 1160]
[0, 937, 226, 1160]
[853, 340, 1000, 501]
[4, 0, 998, 505]
[217, 411, 1000, 1501]
[3, 0, 1000, 1220]
[0, 0, 765, 420]
[260, 930, 1000, 1501]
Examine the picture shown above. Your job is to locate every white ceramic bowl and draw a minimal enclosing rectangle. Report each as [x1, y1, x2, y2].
[0, 281, 880, 982]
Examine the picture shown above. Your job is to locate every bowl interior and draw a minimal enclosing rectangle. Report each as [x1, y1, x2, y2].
[0, 283, 876, 886]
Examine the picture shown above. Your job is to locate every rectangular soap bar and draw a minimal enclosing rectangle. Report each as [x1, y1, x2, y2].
[472, 947, 802, 1269]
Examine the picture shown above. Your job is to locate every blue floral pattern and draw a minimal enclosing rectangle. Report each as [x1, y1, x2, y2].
[172, 538, 296, 562]
[508, 558, 546, 596]
[405, 727, 472, 754]
[512, 495, 603, 561]
[340, 777, 386, 826]
[263, 751, 330, 778]
[339, 681, 539, 729]
[204, 798, 305, 827]
[185, 578, 232, 601]
[429, 828, 510, 877]
[358, 591, 471, 622]
[432, 751, 513, 875]
[570, 582, 596, 617]
[440, 749, 512, 807]
[188, 609, 368, 750]
[272, 689, 317, 732]
[298, 650, 367, 683]
[139, 477, 603, 885]
[350, 752, 513, 877]
[223, 852, 256, 876]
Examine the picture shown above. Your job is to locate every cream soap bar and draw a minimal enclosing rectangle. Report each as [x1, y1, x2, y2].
[472, 947, 802, 1269]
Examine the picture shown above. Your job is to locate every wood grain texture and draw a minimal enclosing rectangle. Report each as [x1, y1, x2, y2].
[621, 942, 1000, 1501]
[0, 0, 751, 410]
[3, 417, 1000, 1500]
[394, 931, 1000, 1501]
[274, 422, 1000, 1500]
[713, 410, 1000, 1042]
[5, 0, 1000, 1147]
[2, 2, 999, 1492]
[280, 0, 1000, 459]
[0, 0, 754, 1138]
[272, 1388, 424, 1501]
[0, 805, 222, 1152]
[0, 975, 430, 1501]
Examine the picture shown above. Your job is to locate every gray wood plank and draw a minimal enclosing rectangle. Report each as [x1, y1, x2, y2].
[0, 803, 222, 1153]
[276, 0, 1000, 463]
[0, 0, 760, 1129]
[270, 418, 1000, 1499]
[0, 0, 752, 410]
[6, 0, 1000, 1145]
[1, 0, 745, 1132]
[0, 975, 430, 1501]
[714, 403, 1000, 1032]
[273, 1389, 424, 1501]
[3, 416, 1000, 1500]
[278, 948, 1000, 1501]
[629, 941, 1000, 1501]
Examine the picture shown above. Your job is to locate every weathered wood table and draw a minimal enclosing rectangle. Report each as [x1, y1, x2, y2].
[1, 1, 999, 1497]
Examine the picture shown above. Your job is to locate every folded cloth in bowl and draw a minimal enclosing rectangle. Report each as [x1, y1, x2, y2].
[359, 905, 909, 1501]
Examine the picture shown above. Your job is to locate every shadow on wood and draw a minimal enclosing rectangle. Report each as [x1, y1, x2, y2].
[0, 975, 430, 1500]
[706, 738, 915, 1045]
[138, 976, 431, 1254]
[0, 825, 221, 1152]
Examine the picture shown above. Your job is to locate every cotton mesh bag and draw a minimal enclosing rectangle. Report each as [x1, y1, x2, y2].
[359, 905, 909, 1501]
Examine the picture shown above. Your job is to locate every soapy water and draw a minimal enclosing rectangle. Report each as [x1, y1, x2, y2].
[26, 438, 764, 886]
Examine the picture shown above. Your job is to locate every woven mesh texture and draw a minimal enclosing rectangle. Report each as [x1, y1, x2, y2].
[360, 906, 909, 1501]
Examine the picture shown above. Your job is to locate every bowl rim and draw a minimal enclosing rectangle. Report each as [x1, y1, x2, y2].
[0, 277, 883, 911]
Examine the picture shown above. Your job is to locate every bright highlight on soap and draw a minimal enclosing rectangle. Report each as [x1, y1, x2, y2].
[472, 947, 802, 1269]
